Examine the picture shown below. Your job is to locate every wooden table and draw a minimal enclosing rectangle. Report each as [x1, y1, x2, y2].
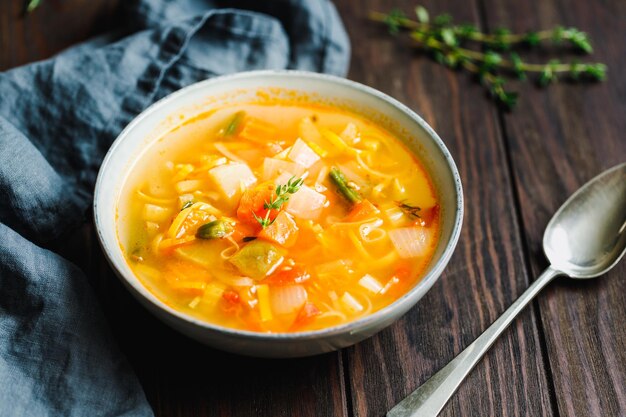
[2, 0, 624, 416]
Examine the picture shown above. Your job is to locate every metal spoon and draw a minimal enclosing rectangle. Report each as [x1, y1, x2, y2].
[388, 162, 626, 417]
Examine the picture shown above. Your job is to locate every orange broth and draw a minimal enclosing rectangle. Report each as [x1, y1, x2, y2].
[120, 102, 440, 333]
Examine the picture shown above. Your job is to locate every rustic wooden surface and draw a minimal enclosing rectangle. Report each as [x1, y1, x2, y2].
[2, 0, 624, 416]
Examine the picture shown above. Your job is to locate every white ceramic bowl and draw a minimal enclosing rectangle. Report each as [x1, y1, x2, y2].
[94, 70, 463, 358]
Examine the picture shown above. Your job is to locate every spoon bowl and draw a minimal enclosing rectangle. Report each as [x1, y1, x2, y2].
[543, 162, 626, 279]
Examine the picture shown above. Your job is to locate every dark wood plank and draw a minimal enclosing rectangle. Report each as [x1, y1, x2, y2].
[335, 0, 556, 416]
[0, 0, 120, 71]
[480, 0, 626, 415]
[0, 2, 349, 416]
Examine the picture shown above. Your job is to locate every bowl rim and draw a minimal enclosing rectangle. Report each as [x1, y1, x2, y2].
[94, 69, 464, 341]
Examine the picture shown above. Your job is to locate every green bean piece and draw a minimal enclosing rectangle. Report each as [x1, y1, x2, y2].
[196, 219, 234, 239]
[329, 167, 362, 204]
[223, 111, 246, 136]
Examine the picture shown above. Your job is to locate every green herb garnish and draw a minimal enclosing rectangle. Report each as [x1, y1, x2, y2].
[370, 6, 607, 109]
[254, 176, 304, 228]
[24, 0, 42, 13]
[329, 167, 362, 204]
[181, 201, 194, 211]
[396, 201, 422, 218]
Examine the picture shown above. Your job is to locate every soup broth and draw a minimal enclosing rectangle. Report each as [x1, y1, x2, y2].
[120, 101, 440, 333]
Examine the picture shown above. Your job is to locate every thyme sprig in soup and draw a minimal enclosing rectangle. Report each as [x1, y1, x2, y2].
[121, 102, 440, 333]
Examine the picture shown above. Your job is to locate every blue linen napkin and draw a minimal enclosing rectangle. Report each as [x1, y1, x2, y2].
[0, 1, 349, 415]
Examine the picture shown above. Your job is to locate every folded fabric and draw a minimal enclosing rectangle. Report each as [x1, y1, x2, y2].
[0, 1, 349, 415]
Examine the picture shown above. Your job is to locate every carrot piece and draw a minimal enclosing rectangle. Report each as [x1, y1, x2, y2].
[237, 182, 278, 226]
[258, 211, 299, 247]
[345, 199, 380, 222]
[265, 265, 311, 286]
[164, 261, 210, 293]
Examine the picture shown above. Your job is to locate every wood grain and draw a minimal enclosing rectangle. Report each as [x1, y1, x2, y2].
[335, 0, 555, 416]
[481, 0, 626, 415]
[0, 0, 120, 71]
[3, 0, 625, 416]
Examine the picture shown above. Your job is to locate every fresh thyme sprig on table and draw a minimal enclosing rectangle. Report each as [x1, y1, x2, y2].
[254, 176, 304, 228]
[24, 0, 42, 13]
[370, 6, 607, 109]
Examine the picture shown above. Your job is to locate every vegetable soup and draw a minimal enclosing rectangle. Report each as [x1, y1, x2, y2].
[120, 101, 440, 333]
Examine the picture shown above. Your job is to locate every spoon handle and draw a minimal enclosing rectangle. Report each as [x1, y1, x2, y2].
[387, 266, 562, 417]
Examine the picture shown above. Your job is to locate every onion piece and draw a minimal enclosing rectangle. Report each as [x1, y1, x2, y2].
[270, 285, 308, 316]
[208, 162, 257, 207]
[340, 122, 360, 144]
[285, 185, 326, 220]
[261, 157, 305, 181]
[287, 138, 320, 168]
[358, 274, 384, 294]
[388, 227, 433, 258]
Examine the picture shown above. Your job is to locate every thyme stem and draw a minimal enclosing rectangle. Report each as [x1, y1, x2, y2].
[370, 6, 607, 109]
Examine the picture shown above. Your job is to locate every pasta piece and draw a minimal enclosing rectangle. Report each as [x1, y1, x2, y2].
[136, 190, 176, 205]
[239, 117, 277, 144]
[172, 164, 194, 182]
[320, 128, 348, 152]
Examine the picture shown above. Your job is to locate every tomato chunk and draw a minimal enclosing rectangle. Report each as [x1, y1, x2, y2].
[265, 265, 311, 286]
[294, 302, 321, 327]
[222, 289, 240, 304]
[413, 204, 439, 227]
